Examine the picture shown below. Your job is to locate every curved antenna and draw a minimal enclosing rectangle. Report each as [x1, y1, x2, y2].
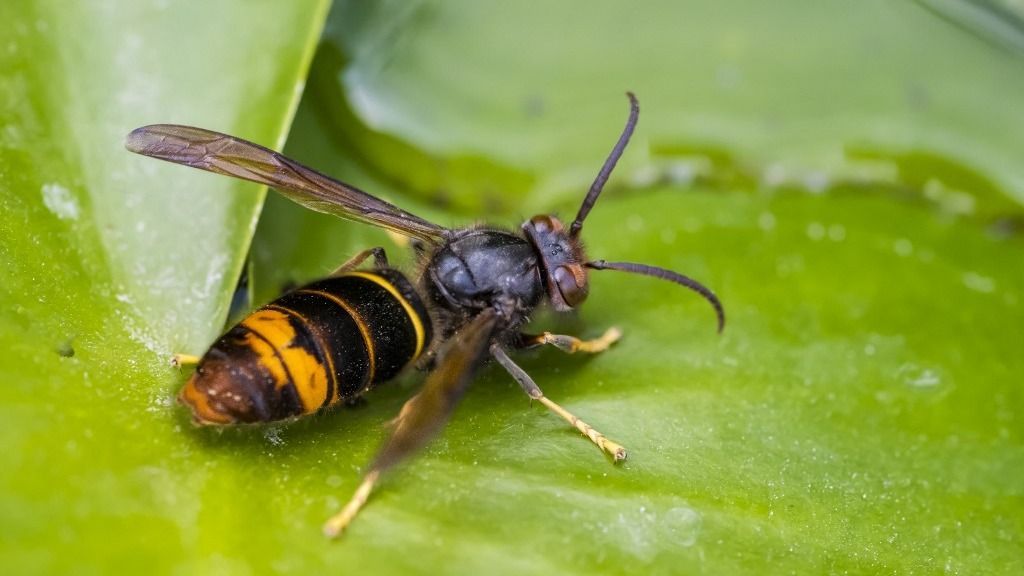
[569, 92, 640, 239]
[586, 260, 725, 333]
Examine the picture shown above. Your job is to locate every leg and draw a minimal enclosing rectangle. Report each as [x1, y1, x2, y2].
[323, 470, 381, 537]
[518, 326, 622, 354]
[170, 353, 201, 368]
[331, 247, 389, 275]
[490, 343, 626, 462]
[323, 309, 499, 538]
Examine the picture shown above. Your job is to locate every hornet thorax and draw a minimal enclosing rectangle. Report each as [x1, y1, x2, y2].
[425, 229, 544, 327]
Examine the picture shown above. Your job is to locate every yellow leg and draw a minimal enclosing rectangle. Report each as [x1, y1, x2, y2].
[526, 327, 622, 354]
[170, 353, 200, 368]
[323, 469, 381, 538]
[324, 311, 499, 538]
[491, 343, 627, 462]
[537, 396, 627, 461]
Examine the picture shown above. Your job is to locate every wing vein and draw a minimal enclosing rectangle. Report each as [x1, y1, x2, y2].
[126, 124, 449, 244]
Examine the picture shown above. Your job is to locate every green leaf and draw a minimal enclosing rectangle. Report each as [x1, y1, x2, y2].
[0, 0, 329, 573]
[3, 1, 1023, 575]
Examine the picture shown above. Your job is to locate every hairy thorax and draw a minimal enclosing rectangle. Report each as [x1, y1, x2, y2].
[425, 229, 543, 328]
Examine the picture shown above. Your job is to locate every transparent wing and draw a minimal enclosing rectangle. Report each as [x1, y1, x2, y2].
[126, 124, 448, 244]
[370, 308, 498, 473]
[322, 309, 500, 537]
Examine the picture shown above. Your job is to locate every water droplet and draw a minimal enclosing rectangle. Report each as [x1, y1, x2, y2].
[803, 171, 830, 194]
[665, 161, 697, 185]
[57, 339, 75, 358]
[762, 163, 786, 187]
[898, 363, 942, 389]
[893, 238, 913, 257]
[663, 506, 702, 547]
[908, 369, 941, 389]
[962, 272, 995, 294]
[806, 222, 826, 241]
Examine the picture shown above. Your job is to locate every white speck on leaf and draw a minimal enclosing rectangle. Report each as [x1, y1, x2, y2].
[264, 427, 285, 446]
[41, 183, 79, 221]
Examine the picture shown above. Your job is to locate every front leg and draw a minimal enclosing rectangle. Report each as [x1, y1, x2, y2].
[491, 343, 626, 462]
[517, 327, 622, 354]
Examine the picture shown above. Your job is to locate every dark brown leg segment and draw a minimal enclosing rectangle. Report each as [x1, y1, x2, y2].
[331, 247, 389, 275]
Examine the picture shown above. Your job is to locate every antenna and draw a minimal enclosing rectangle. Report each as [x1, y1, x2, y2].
[586, 260, 725, 333]
[569, 92, 640, 239]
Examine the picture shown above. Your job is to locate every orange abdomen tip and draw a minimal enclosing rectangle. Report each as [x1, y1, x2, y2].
[179, 372, 235, 425]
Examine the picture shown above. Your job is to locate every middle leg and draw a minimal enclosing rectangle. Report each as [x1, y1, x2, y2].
[490, 343, 626, 462]
[517, 327, 622, 354]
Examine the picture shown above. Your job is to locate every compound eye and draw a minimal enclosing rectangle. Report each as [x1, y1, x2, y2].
[553, 265, 588, 307]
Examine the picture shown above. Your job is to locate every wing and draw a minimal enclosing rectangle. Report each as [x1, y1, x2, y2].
[125, 124, 448, 244]
[323, 309, 499, 536]
[370, 308, 498, 473]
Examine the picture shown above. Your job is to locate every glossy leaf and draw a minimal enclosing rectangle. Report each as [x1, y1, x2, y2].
[2, 1, 1023, 575]
[0, 0, 329, 573]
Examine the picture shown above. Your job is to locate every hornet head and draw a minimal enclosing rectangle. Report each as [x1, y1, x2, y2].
[523, 93, 725, 331]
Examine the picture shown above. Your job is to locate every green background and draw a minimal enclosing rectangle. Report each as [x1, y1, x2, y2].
[1, 1, 1022, 574]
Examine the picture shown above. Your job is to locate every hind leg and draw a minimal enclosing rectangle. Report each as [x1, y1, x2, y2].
[491, 343, 626, 462]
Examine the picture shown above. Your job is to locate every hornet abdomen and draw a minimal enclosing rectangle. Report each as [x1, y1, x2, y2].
[180, 269, 432, 424]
